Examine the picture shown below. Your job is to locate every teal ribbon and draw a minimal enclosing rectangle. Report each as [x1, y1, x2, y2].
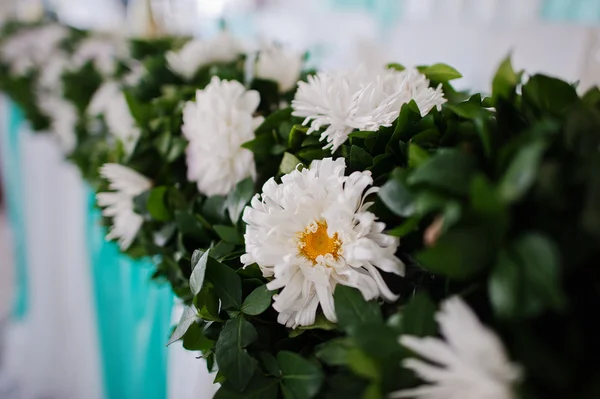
[86, 190, 173, 399]
[0, 100, 28, 319]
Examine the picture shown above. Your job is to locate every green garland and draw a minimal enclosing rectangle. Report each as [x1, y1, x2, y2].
[2, 20, 600, 399]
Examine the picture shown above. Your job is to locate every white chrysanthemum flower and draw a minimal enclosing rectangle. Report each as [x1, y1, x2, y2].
[0, 24, 68, 75]
[242, 157, 404, 328]
[96, 164, 152, 250]
[391, 297, 522, 399]
[292, 67, 446, 152]
[38, 95, 78, 153]
[255, 44, 303, 92]
[88, 81, 140, 154]
[182, 76, 263, 196]
[166, 32, 242, 80]
[37, 51, 70, 94]
[71, 36, 127, 76]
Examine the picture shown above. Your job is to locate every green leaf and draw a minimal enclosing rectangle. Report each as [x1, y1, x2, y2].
[255, 106, 292, 134]
[206, 255, 243, 310]
[407, 149, 476, 196]
[498, 140, 546, 202]
[470, 174, 508, 240]
[334, 286, 383, 335]
[416, 226, 494, 280]
[278, 351, 324, 399]
[226, 177, 255, 224]
[214, 374, 279, 399]
[490, 233, 565, 318]
[408, 143, 429, 168]
[241, 285, 274, 316]
[260, 352, 281, 377]
[522, 74, 579, 116]
[385, 215, 421, 238]
[387, 63, 405, 71]
[147, 187, 170, 221]
[512, 233, 566, 314]
[215, 317, 259, 391]
[196, 285, 222, 322]
[346, 348, 380, 381]
[492, 56, 519, 100]
[280, 152, 303, 175]
[378, 169, 415, 217]
[214, 225, 244, 245]
[190, 249, 209, 296]
[315, 338, 351, 366]
[417, 63, 462, 81]
[288, 125, 308, 149]
[167, 305, 199, 345]
[400, 292, 436, 336]
[489, 250, 521, 318]
[348, 145, 373, 172]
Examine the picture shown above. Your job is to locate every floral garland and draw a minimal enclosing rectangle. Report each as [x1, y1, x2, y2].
[2, 19, 600, 399]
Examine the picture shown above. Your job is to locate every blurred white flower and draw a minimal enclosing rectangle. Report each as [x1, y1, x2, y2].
[166, 31, 242, 80]
[37, 51, 70, 94]
[96, 163, 152, 250]
[71, 36, 127, 76]
[242, 157, 404, 328]
[182, 76, 262, 196]
[255, 44, 303, 92]
[0, 24, 68, 75]
[392, 297, 522, 399]
[38, 95, 78, 153]
[88, 81, 140, 154]
[292, 67, 446, 152]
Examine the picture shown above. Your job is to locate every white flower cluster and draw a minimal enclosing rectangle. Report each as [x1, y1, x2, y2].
[242, 158, 404, 328]
[0, 24, 68, 75]
[255, 44, 304, 93]
[292, 67, 446, 152]
[88, 81, 140, 155]
[182, 76, 263, 197]
[166, 32, 242, 81]
[96, 164, 152, 250]
[392, 297, 522, 399]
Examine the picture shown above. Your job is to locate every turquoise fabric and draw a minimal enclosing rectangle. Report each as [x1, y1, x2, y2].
[0, 101, 28, 319]
[86, 190, 173, 399]
[541, 0, 600, 23]
[327, 0, 403, 30]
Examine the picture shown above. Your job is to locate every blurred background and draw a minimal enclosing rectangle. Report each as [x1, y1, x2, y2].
[1, 1, 600, 398]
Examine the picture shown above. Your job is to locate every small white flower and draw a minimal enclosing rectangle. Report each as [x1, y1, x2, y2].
[0, 24, 68, 75]
[182, 76, 263, 197]
[292, 67, 446, 152]
[242, 157, 404, 328]
[96, 164, 152, 250]
[392, 297, 522, 399]
[88, 81, 140, 154]
[71, 36, 127, 76]
[38, 94, 78, 153]
[37, 51, 70, 94]
[255, 44, 303, 92]
[166, 31, 242, 80]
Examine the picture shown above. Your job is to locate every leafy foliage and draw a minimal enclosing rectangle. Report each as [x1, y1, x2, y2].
[2, 20, 600, 399]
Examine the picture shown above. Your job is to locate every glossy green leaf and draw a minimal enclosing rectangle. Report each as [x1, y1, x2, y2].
[167, 305, 199, 345]
[417, 63, 462, 81]
[241, 285, 274, 316]
[226, 177, 255, 224]
[315, 338, 351, 366]
[400, 292, 437, 336]
[190, 249, 209, 296]
[278, 351, 324, 399]
[407, 149, 476, 196]
[214, 225, 244, 245]
[206, 255, 243, 310]
[280, 152, 303, 175]
[334, 286, 383, 335]
[147, 187, 170, 221]
[378, 169, 415, 217]
[492, 56, 519, 100]
[215, 316, 259, 391]
[498, 140, 546, 202]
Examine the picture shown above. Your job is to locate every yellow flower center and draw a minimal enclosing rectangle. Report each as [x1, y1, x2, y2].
[298, 221, 341, 264]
